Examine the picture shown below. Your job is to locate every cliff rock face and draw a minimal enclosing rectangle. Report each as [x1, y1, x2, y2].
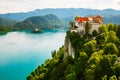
[64, 36, 75, 59]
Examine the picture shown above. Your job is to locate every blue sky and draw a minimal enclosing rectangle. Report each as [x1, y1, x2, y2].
[0, 0, 120, 13]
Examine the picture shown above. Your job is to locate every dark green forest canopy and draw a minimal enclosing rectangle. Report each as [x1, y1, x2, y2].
[0, 17, 18, 35]
[27, 23, 120, 80]
[0, 26, 18, 35]
[14, 14, 67, 30]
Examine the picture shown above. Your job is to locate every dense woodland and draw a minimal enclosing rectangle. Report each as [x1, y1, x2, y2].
[14, 14, 67, 30]
[27, 23, 120, 80]
[0, 17, 18, 34]
[0, 26, 18, 35]
[0, 14, 67, 35]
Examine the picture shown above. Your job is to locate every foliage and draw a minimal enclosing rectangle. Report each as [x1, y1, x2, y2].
[66, 72, 77, 80]
[104, 43, 118, 55]
[0, 26, 17, 35]
[85, 22, 90, 35]
[69, 21, 74, 27]
[106, 31, 119, 44]
[112, 63, 120, 77]
[14, 14, 67, 30]
[92, 30, 98, 36]
[116, 25, 120, 38]
[27, 23, 120, 80]
[109, 75, 117, 80]
[0, 17, 17, 26]
[67, 31, 85, 57]
[99, 24, 107, 33]
[83, 40, 96, 56]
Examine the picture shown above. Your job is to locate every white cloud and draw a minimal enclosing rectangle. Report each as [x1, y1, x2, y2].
[0, 0, 120, 13]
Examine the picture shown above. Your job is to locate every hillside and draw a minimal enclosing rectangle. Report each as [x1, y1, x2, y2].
[0, 17, 18, 35]
[27, 22, 120, 80]
[0, 17, 17, 26]
[0, 8, 120, 21]
[104, 14, 120, 24]
[14, 14, 67, 30]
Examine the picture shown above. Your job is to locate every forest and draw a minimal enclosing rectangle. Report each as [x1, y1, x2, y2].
[0, 26, 18, 35]
[27, 23, 120, 80]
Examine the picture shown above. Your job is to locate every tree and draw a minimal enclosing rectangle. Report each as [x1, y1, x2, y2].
[75, 16, 79, 20]
[85, 22, 90, 35]
[75, 52, 88, 79]
[92, 30, 98, 36]
[66, 56, 74, 65]
[116, 25, 120, 38]
[109, 75, 117, 80]
[27, 74, 33, 80]
[88, 52, 100, 65]
[106, 31, 119, 44]
[99, 55, 113, 78]
[107, 23, 115, 31]
[107, 54, 117, 66]
[99, 24, 107, 33]
[96, 34, 106, 48]
[52, 50, 56, 58]
[113, 24, 118, 32]
[112, 64, 120, 77]
[84, 40, 96, 56]
[84, 64, 96, 80]
[99, 24, 108, 42]
[66, 72, 77, 80]
[104, 43, 118, 55]
[102, 75, 107, 80]
[69, 21, 74, 27]
[50, 62, 66, 80]
[67, 32, 85, 57]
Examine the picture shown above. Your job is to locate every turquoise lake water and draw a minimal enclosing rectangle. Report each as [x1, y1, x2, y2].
[0, 30, 66, 80]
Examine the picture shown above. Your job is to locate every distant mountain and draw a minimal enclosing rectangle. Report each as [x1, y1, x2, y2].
[62, 15, 120, 25]
[14, 14, 67, 30]
[0, 8, 120, 21]
[61, 16, 74, 23]
[103, 14, 120, 24]
[0, 17, 17, 26]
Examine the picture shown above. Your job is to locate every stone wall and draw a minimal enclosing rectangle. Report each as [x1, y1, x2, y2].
[90, 23, 100, 34]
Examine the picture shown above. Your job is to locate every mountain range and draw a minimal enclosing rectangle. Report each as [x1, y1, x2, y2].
[14, 14, 67, 30]
[0, 8, 120, 21]
[0, 8, 120, 25]
[0, 8, 120, 30]
[104, 14, 120, 24]
[0, 17, 17, 26]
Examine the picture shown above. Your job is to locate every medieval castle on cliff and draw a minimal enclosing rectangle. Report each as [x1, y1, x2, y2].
[69, 15, 103, 36]
[64, 15, 103, 59]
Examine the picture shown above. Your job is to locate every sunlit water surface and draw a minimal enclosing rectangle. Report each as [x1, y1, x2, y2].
[0, 30, 66, 80]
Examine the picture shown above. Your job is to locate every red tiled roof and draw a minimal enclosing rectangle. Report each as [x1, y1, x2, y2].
[83, 18, 89, 21]
[89, 15, 102, 18]
[76, 17, 89, 23]
[95, 15, 102, 18]
[75, 15, 102, 23]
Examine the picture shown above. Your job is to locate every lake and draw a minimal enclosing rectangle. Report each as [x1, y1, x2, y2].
[0, 30, 66, 80]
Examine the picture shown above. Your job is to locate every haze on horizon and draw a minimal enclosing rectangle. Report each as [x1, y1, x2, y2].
[0, 0, 120, 14]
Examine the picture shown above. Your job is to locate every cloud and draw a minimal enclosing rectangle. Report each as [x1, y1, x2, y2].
[0, 0, 120, 13]
[113, 0, 120, 5]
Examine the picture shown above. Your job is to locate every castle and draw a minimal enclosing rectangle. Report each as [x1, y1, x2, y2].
[64, 15, 103, 59]
[69, 15, 103, 36]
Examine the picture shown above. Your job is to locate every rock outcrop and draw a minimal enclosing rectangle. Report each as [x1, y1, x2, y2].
[64, 36, 75, 59]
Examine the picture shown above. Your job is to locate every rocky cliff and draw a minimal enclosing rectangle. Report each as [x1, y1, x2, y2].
[64, 36, 75, 59]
